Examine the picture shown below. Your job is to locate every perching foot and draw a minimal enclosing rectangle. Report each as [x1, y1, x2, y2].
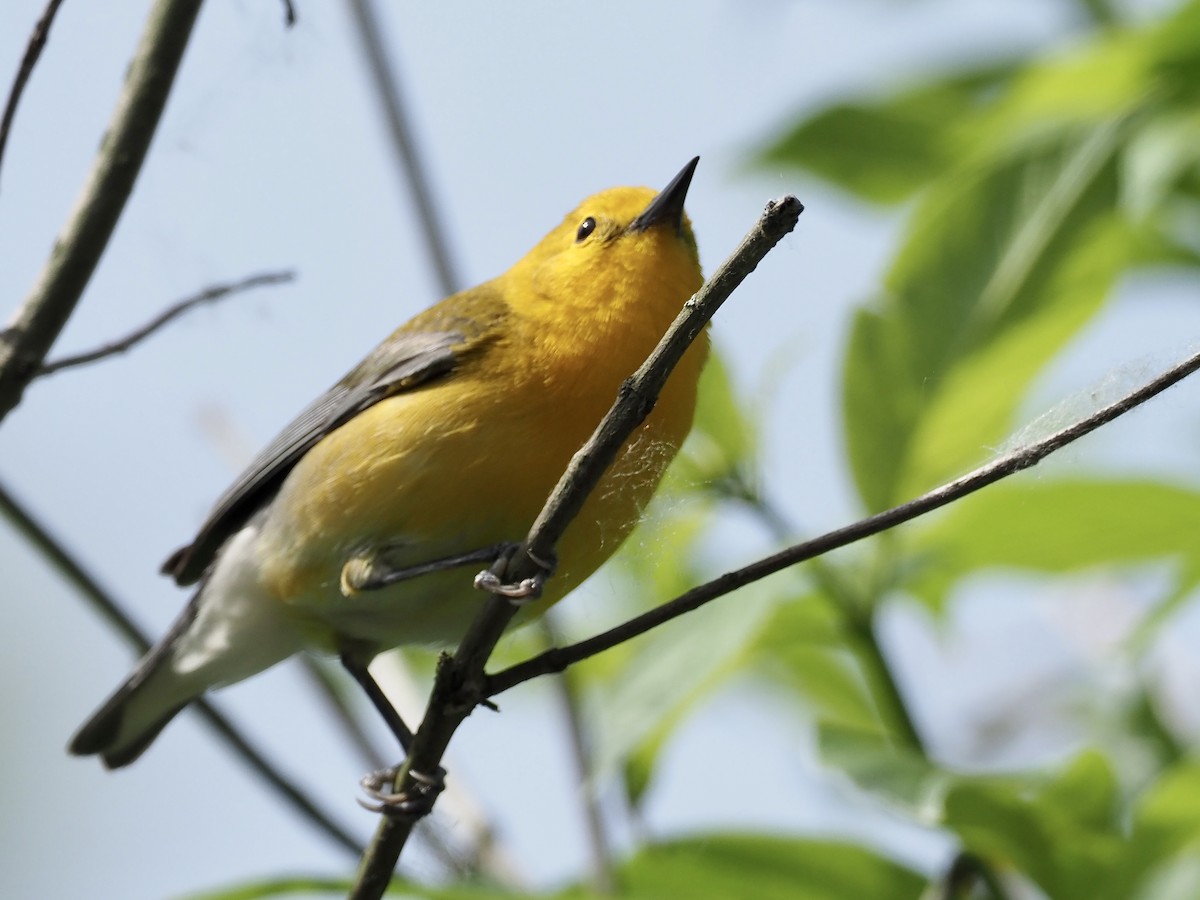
[357, 765, 447, 819]
[473, 545, 556, 603]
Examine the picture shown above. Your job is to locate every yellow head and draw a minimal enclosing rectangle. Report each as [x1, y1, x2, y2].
[507, 158, 704, 348]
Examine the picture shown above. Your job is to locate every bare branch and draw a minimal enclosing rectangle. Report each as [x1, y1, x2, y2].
[345, 0, 460, 296]
[0, 0, 65, 191]
[281, 0, 296, 28]
[0, 0, 203, 424]
[488, 342, 1200, 696]
[347, 194, 803, 899]
[522, 196, 804, 574]
[36, 270, 295, 377]
[0, 477, 364, 857]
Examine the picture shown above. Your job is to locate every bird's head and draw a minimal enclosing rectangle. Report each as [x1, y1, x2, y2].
[510, 158, 703, 336]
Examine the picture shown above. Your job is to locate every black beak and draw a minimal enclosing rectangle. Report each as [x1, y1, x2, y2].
[627, 156, 699, 235]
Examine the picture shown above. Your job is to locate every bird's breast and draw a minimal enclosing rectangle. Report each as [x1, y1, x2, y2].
[253, 328, 706, 648]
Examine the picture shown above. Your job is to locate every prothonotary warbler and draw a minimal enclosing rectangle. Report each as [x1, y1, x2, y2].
[70, 158, 708, 769]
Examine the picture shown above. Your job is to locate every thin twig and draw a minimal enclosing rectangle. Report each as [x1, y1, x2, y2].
[0, 0, 65, 191]
[345, 0, 460, 297]
[365, 655, 529, 887]
[0, 0, 204, 424]
[299, 656, 502, 884]
[281, 0, 296, 27]
[36, 270, 295, 376]
[488, 341, 1200, 696]
[347, 195, 804, 899]
[740, 501, 1010, 897]
[540, 618, 614, 894]
[0, 477, 364, 857]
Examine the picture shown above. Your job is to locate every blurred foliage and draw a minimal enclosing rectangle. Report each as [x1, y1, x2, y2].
[190, 836, 924, 900]
[209, 0, 1200, 897]
[752, 0, 1200, 896]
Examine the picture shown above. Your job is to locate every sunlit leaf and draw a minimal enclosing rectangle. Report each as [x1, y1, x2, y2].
[907, 480, 1200, 611]
[1116, 761, 1200, 896]
[182, 878, 352, 900]
[844, 120, 1126, 511]
[1122, 110, 1200, 220]
[817, 722, 947, 811]
[579, 834, 925, 900]
[942, 751, 1123, 900]
[756, 61, 1019, 204]
[752, 594, 885, 733]
[896, 212, 1130, 501]
[590, 584, 780, 805]
[686, 350, 755, 479]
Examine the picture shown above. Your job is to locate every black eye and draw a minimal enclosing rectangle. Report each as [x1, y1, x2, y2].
[575, 216, 596, 242]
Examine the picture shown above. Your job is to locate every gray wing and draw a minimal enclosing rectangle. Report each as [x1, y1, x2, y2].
[162, 330, 465, 585]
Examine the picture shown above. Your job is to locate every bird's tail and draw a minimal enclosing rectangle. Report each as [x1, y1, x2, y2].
[67, 676, 192, 769]
[69, 602, 206, 769]
[70, 525, 309, 769]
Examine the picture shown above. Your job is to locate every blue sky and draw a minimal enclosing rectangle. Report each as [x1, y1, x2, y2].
[5, 2, 1196, 898]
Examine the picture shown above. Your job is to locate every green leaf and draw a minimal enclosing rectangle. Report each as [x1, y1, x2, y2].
[1122, 110, 1200, 220]
[594, 834, 925, 900]
[181, 876, 500, 899]
[182, 878, 352, 900]
[1042, 749, 1120, 833]
[971, 29, 1149, 144]
[817, 722, 947, 810]
[908, 480, 1200, 611]
[688, 350, 755, 478]
[844, 119, 1128, 512]
[895, 212, 1130, 502]
[756, 61, 1020, 204]
[1130, 856, 1200, 900]
[841, 305, 916, 514]
[1118, 761, 1200, 895]
[752, 594, 886, 734]
[1145, 0, 1200, 103]
[943, 751, 1123, 900]
[589, 583, 780, 806]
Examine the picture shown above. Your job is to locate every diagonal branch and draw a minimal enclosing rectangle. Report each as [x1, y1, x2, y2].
[36, 270, 295, 377]
[347, 194, 804, 900]
[0, 477, 364, 857]
[488, 341, 1200, 697]
[345, 0, 460, 297]
[0, 0, 65, 191]
[0, 0, 203, 424]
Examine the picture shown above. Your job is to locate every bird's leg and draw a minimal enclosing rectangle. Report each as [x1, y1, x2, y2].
[473, 544, 557, 602]
[340, 542, 519, 595]
[358, 764, 446, 819]
[340, 655, 448, 819]
[339, 653, 414, 753]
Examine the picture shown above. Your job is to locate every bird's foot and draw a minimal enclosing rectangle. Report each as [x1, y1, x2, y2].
[357, 765, 446, 820]
[473, 545, 556, 603]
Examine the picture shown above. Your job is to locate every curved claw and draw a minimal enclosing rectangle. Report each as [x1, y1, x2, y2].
[473, 547, 557, 604]
[358, 765, 446, 820]
[473, 570, 545, 600]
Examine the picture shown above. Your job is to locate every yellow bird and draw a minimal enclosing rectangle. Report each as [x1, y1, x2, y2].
[70, 158, 707, 769]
